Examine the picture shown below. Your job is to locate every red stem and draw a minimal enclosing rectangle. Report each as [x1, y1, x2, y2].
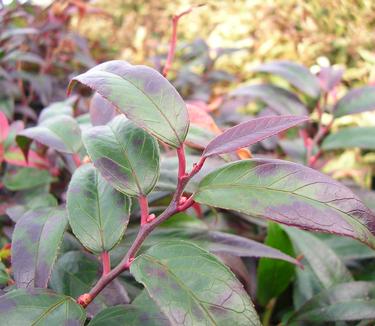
[101, 251, 111, 276]
[139, 195, 149, 226]
[177, 145, 186, 180]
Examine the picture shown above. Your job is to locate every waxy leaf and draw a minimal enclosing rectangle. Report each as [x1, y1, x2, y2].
[130, 241, 261, 325]
[67, 163, 131, 253]
[231, 84, 308, 116]
[194, 159, 375, 249]
[289, 281, 375, 323]
[322, 127, 375, 150]
[257, 222, 296, 306]
[334, 86, 375, 117]
[203, 115, 308, 157]
[12, 207, 67, 288]
[285, 228, 352, 289]
[88, 292, 169, 326]
[90, 93, 118, 126]
[252, 61, 321, 98]
[16, 115, 82, 156]
[38, 100, 73, 123]
[83, 116, 160, 197]
[0, 288, 86, 325]
[68, 60, 189, 147]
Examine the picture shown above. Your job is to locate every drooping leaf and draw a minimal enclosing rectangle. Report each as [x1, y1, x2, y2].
[334, 86, 375, 117]
[194, 158, 375, 249]
[67, 163, 131, 253]
[231, 84, 308, 116]
[252, 61, 321, 98]
[88, 291, 169, 326]
[202, 115, 308, 158]
[82, 116, 160, 197]
[318, 66, 344, 92]
[322, 127, 375, 150]
[257, 222, 296, 306]
[3, 167, 53, 191]
[11, 207, 68, 288]
[130, 241, 261, 325]
[289, 282, 375, 323]
[0, 288, 86, 325]
[50, 251, 128, 315]
[90, 92, 118, 126]
[285, 228, 353, 289]
[68, 60, 189, 147]
[16, 115, 82, 157]
[38, 100, 74, 123]
[0, 97, 14, 119]
[0, 111, 9, 141]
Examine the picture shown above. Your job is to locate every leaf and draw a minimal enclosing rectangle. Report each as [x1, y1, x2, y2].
[257, 222, 296, 306]
[194, 158, 375, 249]
[252, 60, 321, 98]
[322, 127, 375, 150]
[38, 100, 74, 123]
[68, 60, 189, 147]
[0, 288, 86, 325]
[231, 84, 308, 116]
[88, 291, 170, 326]
[90, 93, 118, 126]
[67, 163, 131, 253]
[318, 66, 344, 92]
[202, 115, 308, 158]
[82, 116, 160, 197]
[130, 240, 261, 325]
[289, 281, 375, 323]
[334, 86, 375, 117]
[4, 147, 49, 169]
[16, 115, 82, 157]
[3, 167, 53, 191]
[11, 207, 68, 288]
[285, 228, 353, 289]
[0, 111, 9, 141]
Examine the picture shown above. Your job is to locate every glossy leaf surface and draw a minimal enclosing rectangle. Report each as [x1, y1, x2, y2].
[83, 116, 160, 197]
[289, 281, 375, 323]
[203, 115, 308, 157]
[0, 288, 85, 325]
[231, 84, 308, 116]
[16, 115, 82, 156]
[67, 163, 131, 253]
[194, 159, 375, 249]
[69, 60, 189, 147]
[252, 61, 321, 98]
[334, 85, 375, 117]
[130, 241, 260, 325]
[322, 127, 375, 150]
[12, 207, 68, 288]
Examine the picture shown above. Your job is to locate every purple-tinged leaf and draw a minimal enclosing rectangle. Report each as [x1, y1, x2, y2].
[68, 60, 189, 147]
[231, 84, 308, 116]
[90, 93, 118, 126]
[334, 86, 375, 117]
[11, 207, 68, 288]
[0, 288, 85, 325]
[252, 60, 321, 98]
[194, 159, 375, 249]
[202, 115, 308, 158]
[322, 126, 375, 150]
[318, 66, 344, 92]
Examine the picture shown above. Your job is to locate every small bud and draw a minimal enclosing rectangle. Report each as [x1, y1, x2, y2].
[179, 196, 187, 205]
[77, 293, 92, 307]
[146, 214, 156, 223]
[124, 257, 135, 269]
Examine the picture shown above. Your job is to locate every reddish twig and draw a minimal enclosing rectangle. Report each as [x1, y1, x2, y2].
[162, 5, 204, 77]
[101, 251, 111, 276]
[139, 195, 149, 226]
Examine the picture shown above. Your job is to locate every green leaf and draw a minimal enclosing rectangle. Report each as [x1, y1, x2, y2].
[16, 115, 82, 157]
[69, 60, 189, 147]
[334, 86, 375, 117]
[38, 100, 74, 123]
[0, 288, 86, 325]
[83, 116, 160, 197]
[0, 262, 10, 285]
[285, 228, 353, 289]
[67, 163, 131, 253]
[289, 282, 375, 323]
[130, 240, 261, 325]
[322, 127, 375, 150]
[3, 167, 53, 191]
[88, 291, 169, 326]
[252, 61, 321, 98]
[257, 222, 296, 306]
[11, 207, 68, 288]
[194, 159, 375, 249]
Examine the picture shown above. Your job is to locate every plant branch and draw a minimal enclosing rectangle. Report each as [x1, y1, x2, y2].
[138, 195, 149, 226]
[101, 251, 110, 276]
[77, 147, 206, 307]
